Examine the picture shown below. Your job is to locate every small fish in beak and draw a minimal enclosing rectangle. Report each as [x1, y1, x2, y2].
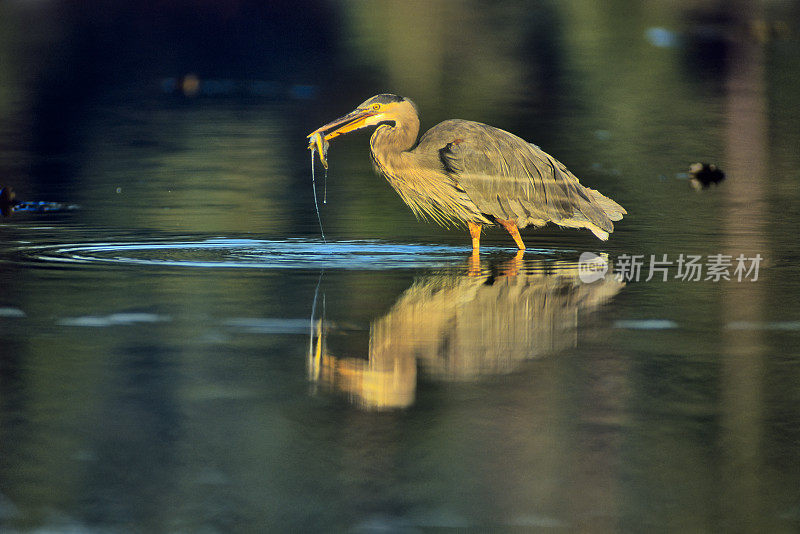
[307, 131, 329, 169]
[305, 105, 381, 167]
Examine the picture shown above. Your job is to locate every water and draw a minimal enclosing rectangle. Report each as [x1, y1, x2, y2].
[2, 2, 800, 532]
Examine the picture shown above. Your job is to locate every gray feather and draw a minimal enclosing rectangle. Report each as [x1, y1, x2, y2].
[422, 119, 624, 234]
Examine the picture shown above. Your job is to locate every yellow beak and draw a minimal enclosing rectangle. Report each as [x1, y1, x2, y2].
[306, 108, 378, 144]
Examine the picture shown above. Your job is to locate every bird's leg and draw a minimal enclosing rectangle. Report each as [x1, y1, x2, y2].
[497, 219, 526, 251]
[468, 222, 482, 253]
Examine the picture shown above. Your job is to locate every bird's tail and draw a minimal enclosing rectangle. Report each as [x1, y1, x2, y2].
[542, 152, 626, 240]
[587, 188, 626, 222]
[581, 189, 625, 240]
[558, 188, 626, 241]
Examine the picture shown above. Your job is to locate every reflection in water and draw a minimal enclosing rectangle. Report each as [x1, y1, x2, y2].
[310, 255, 623, 409]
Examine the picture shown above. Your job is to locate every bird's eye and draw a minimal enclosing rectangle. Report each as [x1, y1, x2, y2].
[372, 104, 380, 110]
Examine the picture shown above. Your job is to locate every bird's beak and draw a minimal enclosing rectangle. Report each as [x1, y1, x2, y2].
[307, 108, 378, 143]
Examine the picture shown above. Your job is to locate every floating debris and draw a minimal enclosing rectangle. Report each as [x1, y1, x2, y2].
[13, 201, 79, 213]
[0, 185, 78, 216]
[689, 162, 725, 190]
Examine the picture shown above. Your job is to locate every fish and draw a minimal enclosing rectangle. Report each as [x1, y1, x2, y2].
[307, 131, 329, 169]
[307, 133, 328, 242]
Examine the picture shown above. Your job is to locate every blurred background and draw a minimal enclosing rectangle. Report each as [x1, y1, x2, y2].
[2, 0, 800, 532]
[0, 0, 796, 242]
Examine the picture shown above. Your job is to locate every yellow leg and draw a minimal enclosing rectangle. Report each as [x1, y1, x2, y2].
[498, 219, 526, 251]
[468, 222, 482, 253]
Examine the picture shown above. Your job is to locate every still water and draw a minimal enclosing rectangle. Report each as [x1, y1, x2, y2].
[2, 2, 800, 532]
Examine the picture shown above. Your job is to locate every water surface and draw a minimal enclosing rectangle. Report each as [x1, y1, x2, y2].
[2, 2, 800, 532]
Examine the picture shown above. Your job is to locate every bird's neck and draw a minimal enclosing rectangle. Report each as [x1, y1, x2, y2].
[369, 118, 420, 174]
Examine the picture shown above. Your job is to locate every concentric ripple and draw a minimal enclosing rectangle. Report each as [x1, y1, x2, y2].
[11, 237, 540, 270]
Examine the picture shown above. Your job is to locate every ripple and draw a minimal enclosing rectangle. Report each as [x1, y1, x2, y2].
[10, 237, 548, 270]
[58, 313, 170, 327]
[614, 319, 679, 330]
[223, 317, 315, 334]
[725, 320, 800, 331]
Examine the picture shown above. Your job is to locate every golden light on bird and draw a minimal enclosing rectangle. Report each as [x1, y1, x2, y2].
[308, 94, 625, 252]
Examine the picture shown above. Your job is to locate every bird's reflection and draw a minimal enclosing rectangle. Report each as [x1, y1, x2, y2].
[309, 254, 624, 410]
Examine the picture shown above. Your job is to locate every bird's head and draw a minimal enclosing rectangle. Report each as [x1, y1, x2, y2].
[307, 94, 417, 144]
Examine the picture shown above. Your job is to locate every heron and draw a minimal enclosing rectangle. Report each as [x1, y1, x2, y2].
[307, 94, 625, 252]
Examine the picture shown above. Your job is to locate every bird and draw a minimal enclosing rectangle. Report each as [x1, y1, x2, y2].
[688, 162, 725, 190]
[307, 94, 625, 252]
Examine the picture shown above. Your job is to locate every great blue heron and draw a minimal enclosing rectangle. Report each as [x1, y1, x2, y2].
[307, 94, 626, 251]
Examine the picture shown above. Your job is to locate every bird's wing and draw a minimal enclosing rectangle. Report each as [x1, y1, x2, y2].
[420, 120, 620, 233]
